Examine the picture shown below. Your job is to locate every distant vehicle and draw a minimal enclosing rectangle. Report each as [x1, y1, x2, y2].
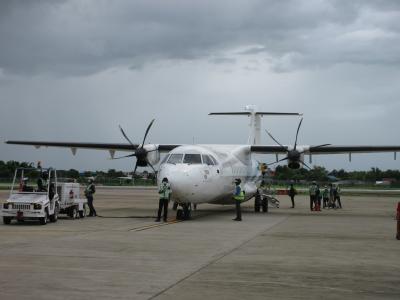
[1, 167, 60, 225]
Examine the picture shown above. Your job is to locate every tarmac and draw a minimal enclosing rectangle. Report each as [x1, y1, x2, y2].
[0, 187, 399, 300]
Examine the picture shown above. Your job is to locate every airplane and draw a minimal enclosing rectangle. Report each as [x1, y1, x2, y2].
[6, 105, 400, 220]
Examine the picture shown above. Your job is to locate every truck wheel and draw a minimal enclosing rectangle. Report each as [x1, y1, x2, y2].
[71, 207, 78, 219]
[3, 217, 11, 225]
[39, 210, 48, 225]
[79, 205, 86, 218]
[50, 203, 59, 223]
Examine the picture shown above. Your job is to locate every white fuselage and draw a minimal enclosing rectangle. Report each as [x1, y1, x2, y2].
[157, 145, 260, 205]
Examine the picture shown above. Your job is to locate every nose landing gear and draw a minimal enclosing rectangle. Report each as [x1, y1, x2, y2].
[176, 203, 191, 220]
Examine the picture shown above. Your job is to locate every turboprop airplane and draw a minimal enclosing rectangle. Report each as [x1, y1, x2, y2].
[6, 105, 400, 219]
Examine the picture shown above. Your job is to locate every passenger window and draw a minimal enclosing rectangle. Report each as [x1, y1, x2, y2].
[202, 155, 214, 166]
[168, 154, 183, 164]
[183, 154, 202, 164]
[160, 155, 170, 165]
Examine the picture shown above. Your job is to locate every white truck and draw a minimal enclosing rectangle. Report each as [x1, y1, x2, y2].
[1, 167, 60, 225]
[1, 167, 87, 225]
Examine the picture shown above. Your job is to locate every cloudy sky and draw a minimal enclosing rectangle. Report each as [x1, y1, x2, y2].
[1, 0, 400, 172]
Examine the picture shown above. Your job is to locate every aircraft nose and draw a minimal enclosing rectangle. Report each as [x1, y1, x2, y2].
[158, 165, 202, 202]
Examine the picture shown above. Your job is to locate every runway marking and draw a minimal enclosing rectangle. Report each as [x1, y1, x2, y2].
[129, 219, 181, 232]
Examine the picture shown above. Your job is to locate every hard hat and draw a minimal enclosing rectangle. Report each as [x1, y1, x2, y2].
[88, 177, 94, 182]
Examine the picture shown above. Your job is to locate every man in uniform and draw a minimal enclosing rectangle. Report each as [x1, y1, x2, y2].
[156, 177, 172, 222]
[288, 183, 297, 208]
[85, 178, 96, 217]
[233, 178, 245, 221]
[334, 184, 342, 209]
[309, 181, 318, 211]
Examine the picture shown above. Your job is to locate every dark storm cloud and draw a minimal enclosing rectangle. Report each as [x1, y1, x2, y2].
[0, 0, 400, 76]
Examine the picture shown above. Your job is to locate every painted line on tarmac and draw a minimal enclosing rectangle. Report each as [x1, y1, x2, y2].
[129, 219, 181, 232]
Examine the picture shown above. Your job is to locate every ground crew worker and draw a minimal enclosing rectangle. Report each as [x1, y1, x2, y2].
[37, 171, 48, 192]
[322, 185, 329, 208]
[316, 184, 322, 211]
[85, 178, 96, 217]
[328, 183, 335, 208]
[156, 177, 171, 222]
[309, 181, 318, 211]
[334, 184, 342, 208]
[233, 178, 244, 221]
[396, 202, 400, 240]
[288, 183, 297, 208]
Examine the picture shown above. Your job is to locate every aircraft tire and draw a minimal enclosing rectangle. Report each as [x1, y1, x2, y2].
[262, 197, 268, 213]
[183, 204, 191, 220]
[176, 209, 184, 220]
[254, 194, 261, 212]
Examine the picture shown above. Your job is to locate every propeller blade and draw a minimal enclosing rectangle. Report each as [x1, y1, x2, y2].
[146, 159, 157, 174]
[112, 153, 136, 160]
[265, 129, 285, 148]
[267, 156, 289, 166]
[294, 117, 303, 150]
[132, 161, 139, 176]
[119, 125, 135, 147]
[141, 119, 155, 148]
[300, 160, 312, 170]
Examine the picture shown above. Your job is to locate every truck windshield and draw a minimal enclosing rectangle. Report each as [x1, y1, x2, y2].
[11, 168, 54, 194]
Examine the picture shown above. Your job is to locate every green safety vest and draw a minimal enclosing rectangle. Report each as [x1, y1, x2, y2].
[159, 183, 172, 199]
[309, 185, 317, 196]
[233, 186, 245, 201]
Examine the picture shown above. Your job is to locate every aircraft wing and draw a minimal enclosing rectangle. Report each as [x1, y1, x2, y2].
[5, 140, 180, 153]
[251, 145, 400, 154]
[306, 145, 400, 155]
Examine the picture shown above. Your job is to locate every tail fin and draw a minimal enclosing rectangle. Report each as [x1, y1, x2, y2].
[209, 105, 302, 145]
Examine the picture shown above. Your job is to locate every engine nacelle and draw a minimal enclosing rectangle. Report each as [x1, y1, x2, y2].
[287, 151, 305, 169]
[144, 144, 160, 166]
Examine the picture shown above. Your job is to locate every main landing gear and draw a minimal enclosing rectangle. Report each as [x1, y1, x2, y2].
[254, 190, 268, 213]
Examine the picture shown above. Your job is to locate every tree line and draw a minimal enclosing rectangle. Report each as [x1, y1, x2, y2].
[1, 160, 399, 184]
[274, 165, 400, 182]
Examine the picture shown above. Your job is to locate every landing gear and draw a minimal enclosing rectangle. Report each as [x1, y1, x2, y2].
[176, 203, 191, 220]
[254, 190, 261, 213]
[262, 196, 268, 213]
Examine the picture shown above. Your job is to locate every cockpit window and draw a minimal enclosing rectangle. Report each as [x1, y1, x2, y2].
[202, 155, 215, 166]
[160, 154, 170, 165]
[210, 155, 218, 165]
[183, 154, 202, 164]
[167, 154, 183, 164]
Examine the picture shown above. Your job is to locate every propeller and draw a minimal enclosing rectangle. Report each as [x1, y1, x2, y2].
[114, 119, 157, 175]
[265, 117, 330, 169]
